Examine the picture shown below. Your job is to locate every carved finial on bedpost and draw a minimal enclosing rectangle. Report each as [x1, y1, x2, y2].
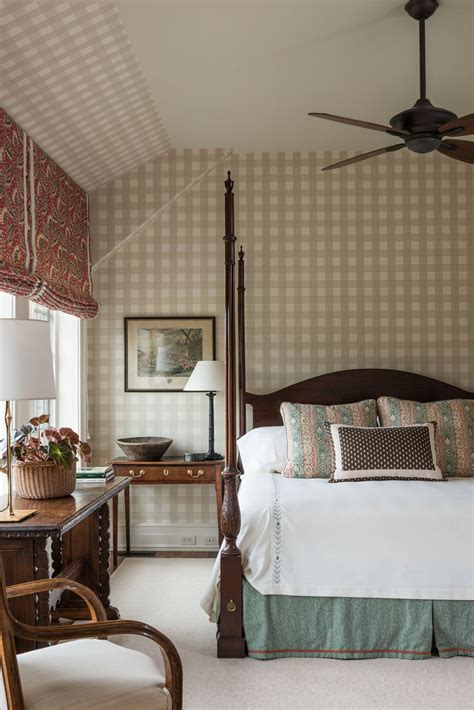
[225, 170, 234, 193]
[239, 245, 244, 261]
[223, 172, 236, 249]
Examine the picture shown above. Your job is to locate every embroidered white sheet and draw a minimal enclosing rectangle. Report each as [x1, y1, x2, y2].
[201, 474, 474, 620]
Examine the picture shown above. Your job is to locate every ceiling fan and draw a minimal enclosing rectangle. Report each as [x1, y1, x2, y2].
[309, 0, 474, 171]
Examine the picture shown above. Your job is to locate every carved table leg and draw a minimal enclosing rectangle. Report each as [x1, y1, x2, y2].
[33, 537, 50, 647]
[50, 533, 64, 625]
[51, 533, 62, 577]
[112, 495, 118, 570]
[99, 502, 119, 619]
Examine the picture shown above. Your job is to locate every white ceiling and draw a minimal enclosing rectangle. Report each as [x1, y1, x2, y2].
[1, 0, 472, 190]
[0, 0, 170, 190]
[118, 0, 474, 152]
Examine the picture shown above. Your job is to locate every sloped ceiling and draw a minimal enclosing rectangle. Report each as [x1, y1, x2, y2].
[0, 0, 170, 191]
[1, 0, 472, 191]
[117, 0, 473, 154]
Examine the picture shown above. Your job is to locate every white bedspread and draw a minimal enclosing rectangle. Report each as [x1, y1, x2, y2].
[202, 474, 474, 619]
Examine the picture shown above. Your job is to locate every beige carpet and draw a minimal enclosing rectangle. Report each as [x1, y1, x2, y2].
[110, 558, 473, 710]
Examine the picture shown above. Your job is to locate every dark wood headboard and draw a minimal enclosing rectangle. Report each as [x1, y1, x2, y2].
[245, 368, 474, 428]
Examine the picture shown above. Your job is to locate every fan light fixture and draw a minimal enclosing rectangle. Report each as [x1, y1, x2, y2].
[308, 0, 474, 171]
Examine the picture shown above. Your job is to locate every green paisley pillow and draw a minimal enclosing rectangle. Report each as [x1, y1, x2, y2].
[377, 397, 474, 477]
[281, 400, 377, 478]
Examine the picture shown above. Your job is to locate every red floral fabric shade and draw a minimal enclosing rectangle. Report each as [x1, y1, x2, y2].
[0, 109, 99, 318]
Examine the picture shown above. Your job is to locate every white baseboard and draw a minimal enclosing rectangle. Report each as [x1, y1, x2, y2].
[116, 523, 219, 552]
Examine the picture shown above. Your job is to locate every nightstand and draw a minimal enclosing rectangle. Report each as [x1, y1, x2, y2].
[110, 457, 224, 564]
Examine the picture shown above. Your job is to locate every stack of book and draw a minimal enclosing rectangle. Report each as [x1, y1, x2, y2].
[76, 466, 115, 485]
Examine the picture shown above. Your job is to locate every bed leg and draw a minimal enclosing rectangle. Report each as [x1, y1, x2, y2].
[217, 470, 245, 658]
[217, 554, 245, 658]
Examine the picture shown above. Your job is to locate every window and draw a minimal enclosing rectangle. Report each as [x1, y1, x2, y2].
[0, 293, 14, 495]
[0, 294, 82, 457]
[0, 293, 14, 441]
[29, 301, 56, 426]
[0, 292, 13, 319]
[28, 302, 82, 435]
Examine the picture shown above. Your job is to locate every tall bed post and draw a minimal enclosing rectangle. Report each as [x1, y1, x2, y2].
[218, 171, 245, 658]
[238, 245, 247, 436]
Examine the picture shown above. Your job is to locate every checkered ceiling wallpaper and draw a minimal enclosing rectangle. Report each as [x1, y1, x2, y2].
[88, 148, 473, 529]
[0, 0, 170, 190]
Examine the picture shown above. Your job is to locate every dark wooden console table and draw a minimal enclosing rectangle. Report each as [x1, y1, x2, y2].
[0, 476, 130, 652]
[110, 458, 224, 563]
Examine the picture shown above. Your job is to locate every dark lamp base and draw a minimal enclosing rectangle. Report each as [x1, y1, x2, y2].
[205, 452, 224, 461]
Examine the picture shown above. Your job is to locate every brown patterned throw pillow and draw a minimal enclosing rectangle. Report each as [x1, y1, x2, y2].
[328, 423, 443, 482]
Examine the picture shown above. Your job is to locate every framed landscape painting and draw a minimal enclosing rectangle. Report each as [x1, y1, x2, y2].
[124, 316, 216, 392]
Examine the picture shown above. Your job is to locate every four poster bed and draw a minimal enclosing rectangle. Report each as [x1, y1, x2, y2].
[206, 172, 474, 660]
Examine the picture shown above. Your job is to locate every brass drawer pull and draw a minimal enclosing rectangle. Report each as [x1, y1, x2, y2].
[163, 469, 169, 476]
[130, 469, 145, 479]
[187, 468, 204, 478]
[227, 599, 237, 613]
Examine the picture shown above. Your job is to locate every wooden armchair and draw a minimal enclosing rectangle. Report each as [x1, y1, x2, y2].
[0, 558, 182, 710]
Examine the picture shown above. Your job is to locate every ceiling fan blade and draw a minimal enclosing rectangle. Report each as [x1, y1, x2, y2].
[438, 139, 474, 165]
[439, 114, 474, 137]
[308, 113, 410, 138]
[322, 144, 406, 172]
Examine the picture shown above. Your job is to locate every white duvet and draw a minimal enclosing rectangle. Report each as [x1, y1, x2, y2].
[202, 474, 474, 620]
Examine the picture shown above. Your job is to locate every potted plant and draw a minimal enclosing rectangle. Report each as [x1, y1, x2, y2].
[12, 415, 92, 499]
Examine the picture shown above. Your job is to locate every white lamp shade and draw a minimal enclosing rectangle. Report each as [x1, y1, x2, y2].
[0, 319, 56, 401]
[184, 360, 225, 392]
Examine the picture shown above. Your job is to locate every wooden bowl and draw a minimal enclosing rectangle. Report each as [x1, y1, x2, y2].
[116, 437, 173, 461]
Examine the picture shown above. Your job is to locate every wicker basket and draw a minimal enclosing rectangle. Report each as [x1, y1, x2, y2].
[14, 460, 76, 499]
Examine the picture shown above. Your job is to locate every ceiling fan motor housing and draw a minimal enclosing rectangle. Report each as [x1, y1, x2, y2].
[405, 0, 439, 21]
[390, 99, 457, 153]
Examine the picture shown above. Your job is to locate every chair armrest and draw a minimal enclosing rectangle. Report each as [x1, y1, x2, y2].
[12, 618, 183, 710]
[7, 578, 107, 622]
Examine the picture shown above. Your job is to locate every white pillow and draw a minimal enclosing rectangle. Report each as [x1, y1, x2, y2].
[237, 426, 287, 475]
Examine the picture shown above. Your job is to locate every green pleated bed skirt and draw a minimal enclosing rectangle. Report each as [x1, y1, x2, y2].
[243, 579, 474, 660]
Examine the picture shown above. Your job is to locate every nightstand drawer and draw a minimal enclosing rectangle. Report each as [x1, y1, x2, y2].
[117, 464, 215, 483]
[111, 457, 224, 550]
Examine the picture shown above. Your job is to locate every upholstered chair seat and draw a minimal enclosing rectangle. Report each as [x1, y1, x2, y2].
[0, 561, 182, 709]
[12, 639, 171, 710]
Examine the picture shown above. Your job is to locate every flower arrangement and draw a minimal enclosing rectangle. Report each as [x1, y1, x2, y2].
[13, 415, 92, 470]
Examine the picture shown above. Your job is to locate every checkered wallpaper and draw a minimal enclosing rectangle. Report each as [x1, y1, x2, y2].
[88, 148, 473, 527]
[0, 0, 170, 190]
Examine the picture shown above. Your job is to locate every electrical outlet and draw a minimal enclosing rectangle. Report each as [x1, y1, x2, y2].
[204, 536, 218, 546]
[180, 535, 196, 546]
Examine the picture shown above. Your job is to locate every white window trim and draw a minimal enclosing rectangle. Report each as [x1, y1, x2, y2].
[6, 297, 83, 436]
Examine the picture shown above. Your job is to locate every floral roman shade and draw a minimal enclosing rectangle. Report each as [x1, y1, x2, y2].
[0, 109, 98, 318]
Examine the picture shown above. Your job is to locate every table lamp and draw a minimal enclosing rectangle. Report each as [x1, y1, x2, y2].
[184, 361, 224, 461]
[0, 319, 56, 522]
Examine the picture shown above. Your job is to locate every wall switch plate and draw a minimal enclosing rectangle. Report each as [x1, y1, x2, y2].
[180, 535, 196, 546]
[203, 536, 218, 546]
